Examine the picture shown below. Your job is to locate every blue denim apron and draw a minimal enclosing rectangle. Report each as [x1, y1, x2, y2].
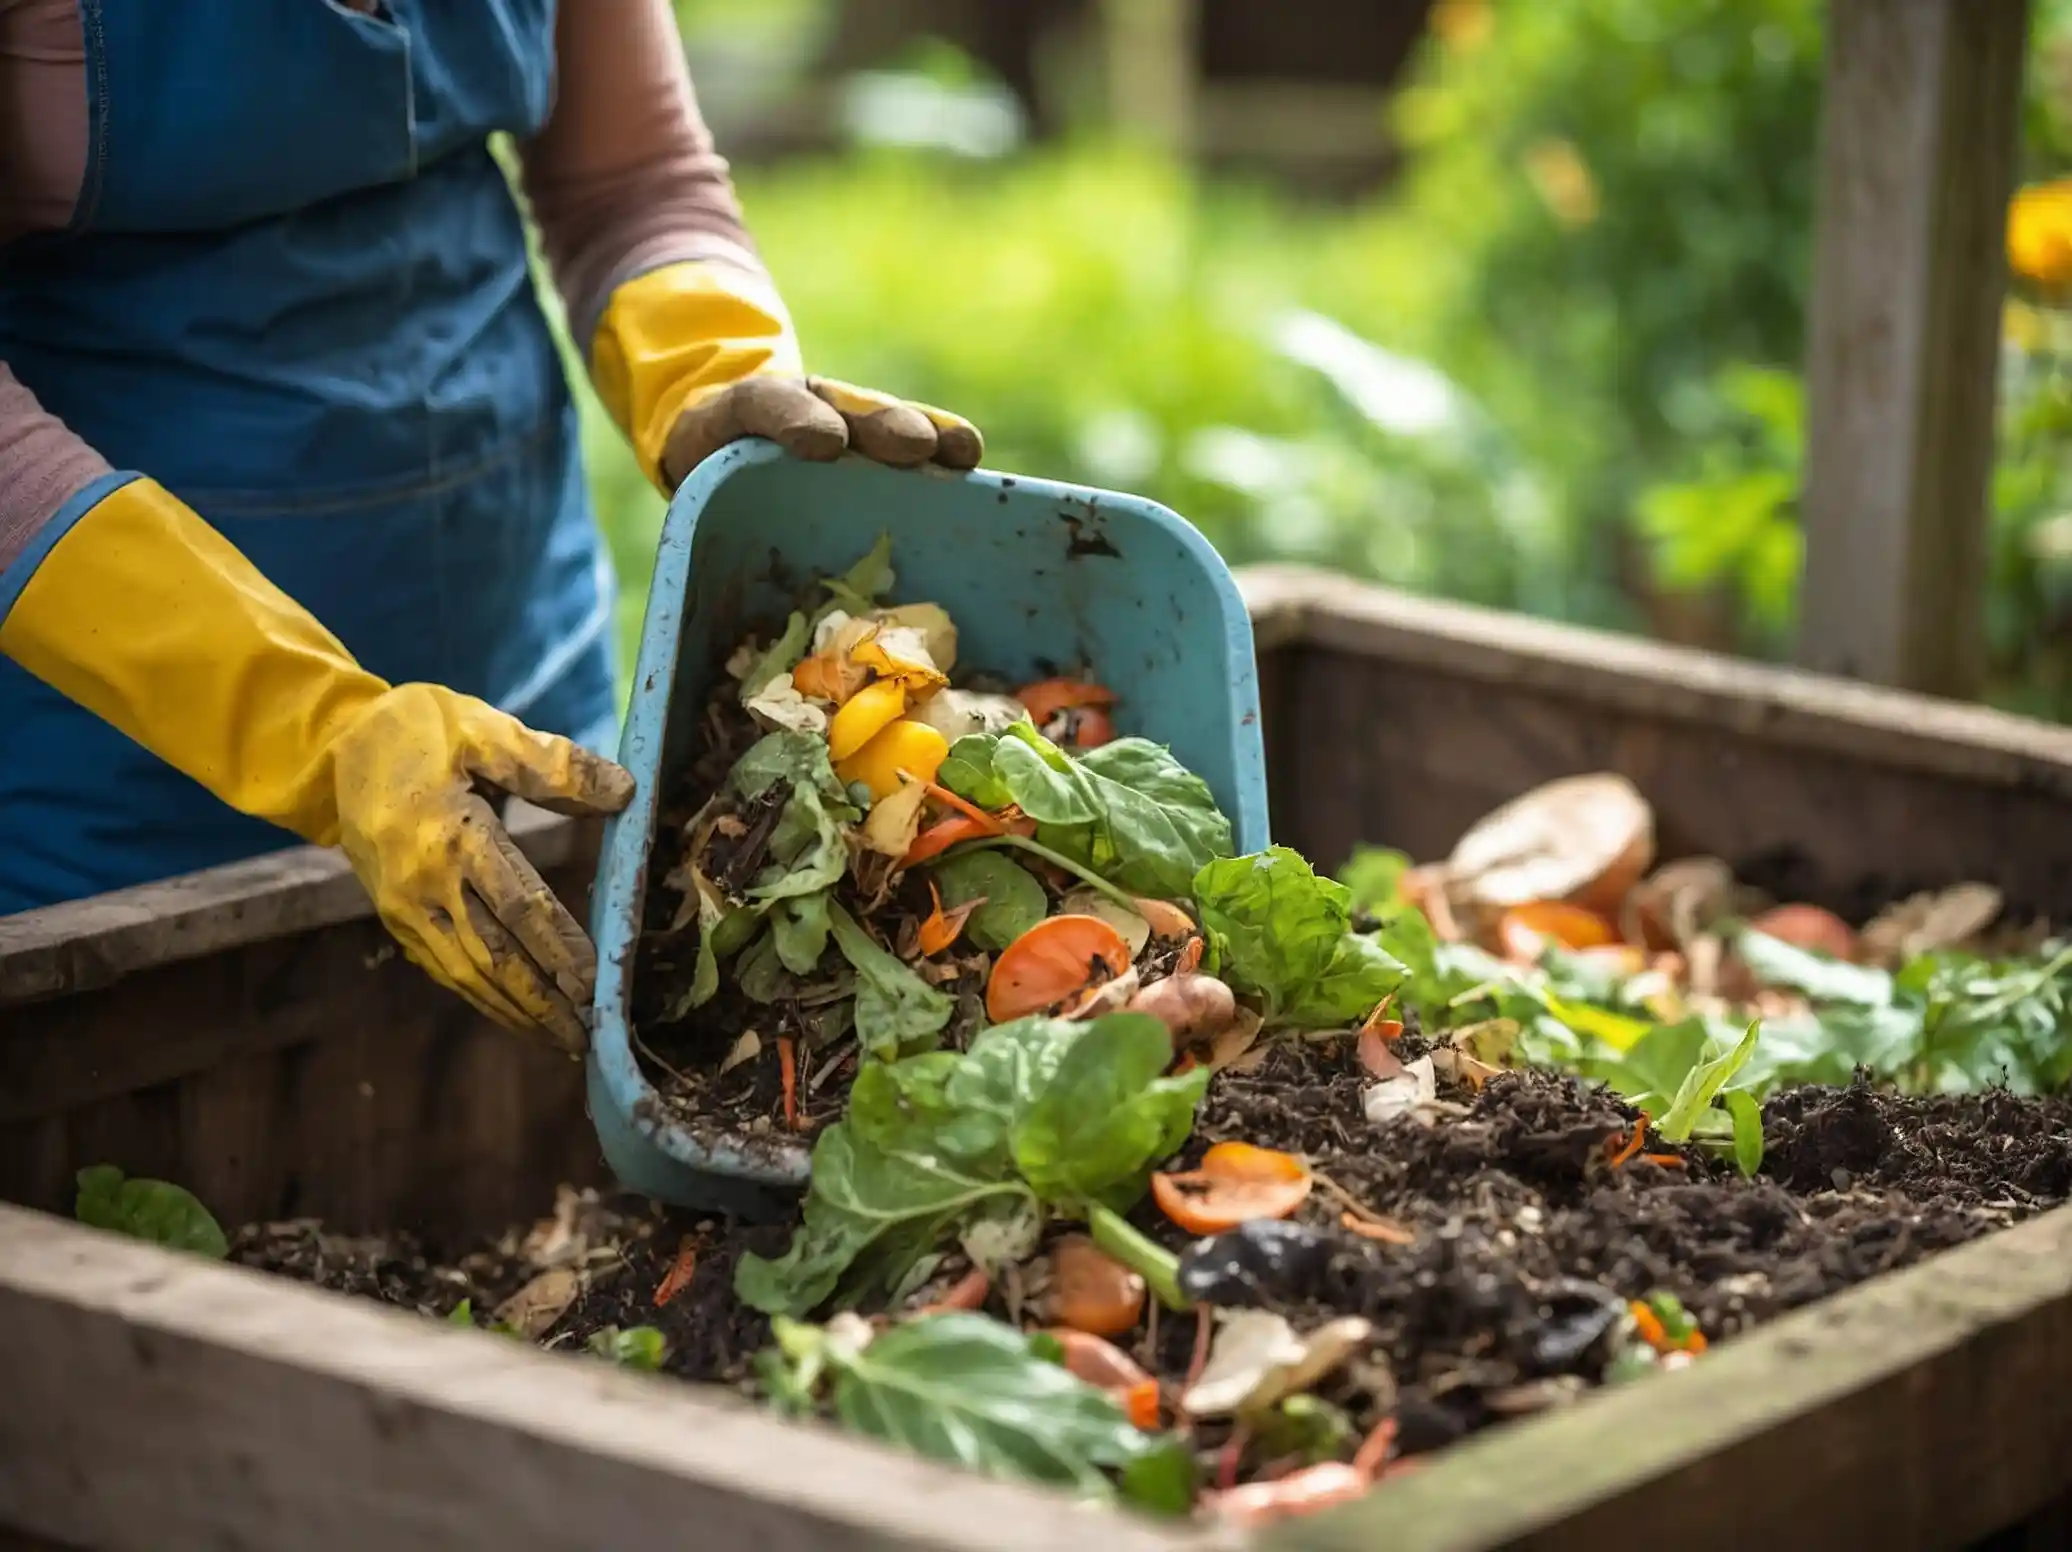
[0, 0, 620, 914]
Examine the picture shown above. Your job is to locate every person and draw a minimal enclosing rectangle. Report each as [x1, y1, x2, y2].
[0, 1, 980, 1054]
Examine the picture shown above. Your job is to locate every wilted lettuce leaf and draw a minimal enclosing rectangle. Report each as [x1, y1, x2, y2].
[1192, 847, 1406, 1027]
[827, 902, 954, 1059]
[765, 1313, 1187, 1509]
[1012, 1014, 1207, 1210]
[735, 1015, 1208, 1318]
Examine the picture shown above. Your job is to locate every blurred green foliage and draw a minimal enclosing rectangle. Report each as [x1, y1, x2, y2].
[571, 0, 2072, 718]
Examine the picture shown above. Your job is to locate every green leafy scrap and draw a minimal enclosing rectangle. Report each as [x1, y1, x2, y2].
[740, 611, 811, 697]
[939, 725, 1233, 899]
[928, 849, 1049, 952]
[827, 901, 955, 1060]
[74, 1166, 228, 1259]
[821, 531, 896, 618]
[766, 1313, 1188, 1511]
[587, 1325, 669, 1370]
[735, 1015, 1206, 1318]
[1192, 847, 1407, 1027]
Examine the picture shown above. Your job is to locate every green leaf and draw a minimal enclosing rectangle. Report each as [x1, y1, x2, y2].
[587, 1325, 668, 1369]
[737, 1015, 1189, 1317]
[808, 1313, 1165, 1501]
[1250, 1394, 1357, 1468]
[74, 1165, 229, 1259]
[1540, 989, 1655, 1053]
[723, 732, 858, 904]
[929, 850, 1049, 952]
[736, 931, 793, 1004]
[1118, 1437, 1199, 1518]
[733, 1119, 1032, 1318]
[941, 726, 1233, 898]
[729, 730, 847, 805]
[1656, 1022, 1761, 1143]
[770, 892, 833, 975]
[1337, 845, 1412, 917]
[447, 1299, 475, 1326]
[1723, 1090, 1765, 1176]
[938, 733, 1017, 811]
[684, 925, 722, 1012]
[822, 532, 895, 617]
[1012, 1015, 1210, 1209]
[1192, 848, 1405, 1026]
[1735, 930, 1894, 1007]
[1582, 1017, 1710, 1109]
[826, 902, 954, 1059]
[741, 611, 811, 696]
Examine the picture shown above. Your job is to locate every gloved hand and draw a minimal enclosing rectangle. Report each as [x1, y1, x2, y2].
[0, 477, 634, 1055]
[591, 261, 983, 491]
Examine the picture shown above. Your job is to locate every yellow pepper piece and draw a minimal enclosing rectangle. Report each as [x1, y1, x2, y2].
[827, 678, 907, 762]
[837, 718, 950, 804]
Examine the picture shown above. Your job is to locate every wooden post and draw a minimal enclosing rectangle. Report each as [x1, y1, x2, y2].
[1098, 0, 1199, 154]
[1796, 0, 2029, 699]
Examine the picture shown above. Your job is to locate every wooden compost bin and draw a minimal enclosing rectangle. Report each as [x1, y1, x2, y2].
[4, 565, 2072, 1552]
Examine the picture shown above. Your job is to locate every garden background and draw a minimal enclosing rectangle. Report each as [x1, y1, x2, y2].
[545, 0, 2072, 722]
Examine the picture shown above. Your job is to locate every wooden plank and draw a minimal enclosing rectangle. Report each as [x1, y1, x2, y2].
[0, 1207, 1205, 1552]
[1267, 1200, 2072, 1552]
[1796, 0, 2029, 698]
[0, 803, 592, 1006]
[1273, 632, 2072, 925]
[1237, 565, 2072, 791]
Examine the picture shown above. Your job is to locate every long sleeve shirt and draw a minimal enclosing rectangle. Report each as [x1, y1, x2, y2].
[0, 0, 766, 575]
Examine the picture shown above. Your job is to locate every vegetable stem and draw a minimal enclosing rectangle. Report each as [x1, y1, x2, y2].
[1087, 1202, 1188, 1312]
[959, 833, 1142, 914]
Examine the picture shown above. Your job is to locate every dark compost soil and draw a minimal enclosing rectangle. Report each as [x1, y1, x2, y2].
[233, 1039, 2072, 1460]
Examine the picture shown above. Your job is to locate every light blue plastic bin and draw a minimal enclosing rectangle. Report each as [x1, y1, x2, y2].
[587, 441, 1270, 1215]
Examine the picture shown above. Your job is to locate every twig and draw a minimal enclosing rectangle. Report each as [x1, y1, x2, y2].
[631, 1028, 691, 1091]
[808, 1038, 857, 1093]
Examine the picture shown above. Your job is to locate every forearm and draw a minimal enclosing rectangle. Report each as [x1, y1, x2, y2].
[519, 0, 775, 349]
[0, 363, 116, 582]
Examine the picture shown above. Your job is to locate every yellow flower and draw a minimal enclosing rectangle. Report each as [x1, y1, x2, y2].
[2008, 179, 2072, 289]
[1525, 138, 1599, 230]
[1430, 0, 1493, 54]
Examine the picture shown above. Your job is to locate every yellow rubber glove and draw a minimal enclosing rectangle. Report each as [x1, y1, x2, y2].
[590, 260, 983, 491]
[0, 478, 634, 1055]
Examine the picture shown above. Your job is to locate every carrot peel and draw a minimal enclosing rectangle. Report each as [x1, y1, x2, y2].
[652, 1238, 699, 1307]
[777, 1036, 800, 1133]
[915, 1267, 991, 1315]
[1151, 1141, 1313, 1236]
[1605, 1112, 1650, 1169]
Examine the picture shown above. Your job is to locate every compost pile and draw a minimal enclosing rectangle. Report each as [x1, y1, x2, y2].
[113, 533, 2072, 1531]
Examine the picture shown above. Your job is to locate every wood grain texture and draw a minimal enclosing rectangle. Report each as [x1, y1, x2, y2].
[1796, 0, 2029, 697]
[0, 804, 591, 1005]
[1240, 567, 2072, 920]
[1266, 1200, 2072, 1552]
[0, 856, 605, 1238]
[0, 1206, 1209, 1552]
